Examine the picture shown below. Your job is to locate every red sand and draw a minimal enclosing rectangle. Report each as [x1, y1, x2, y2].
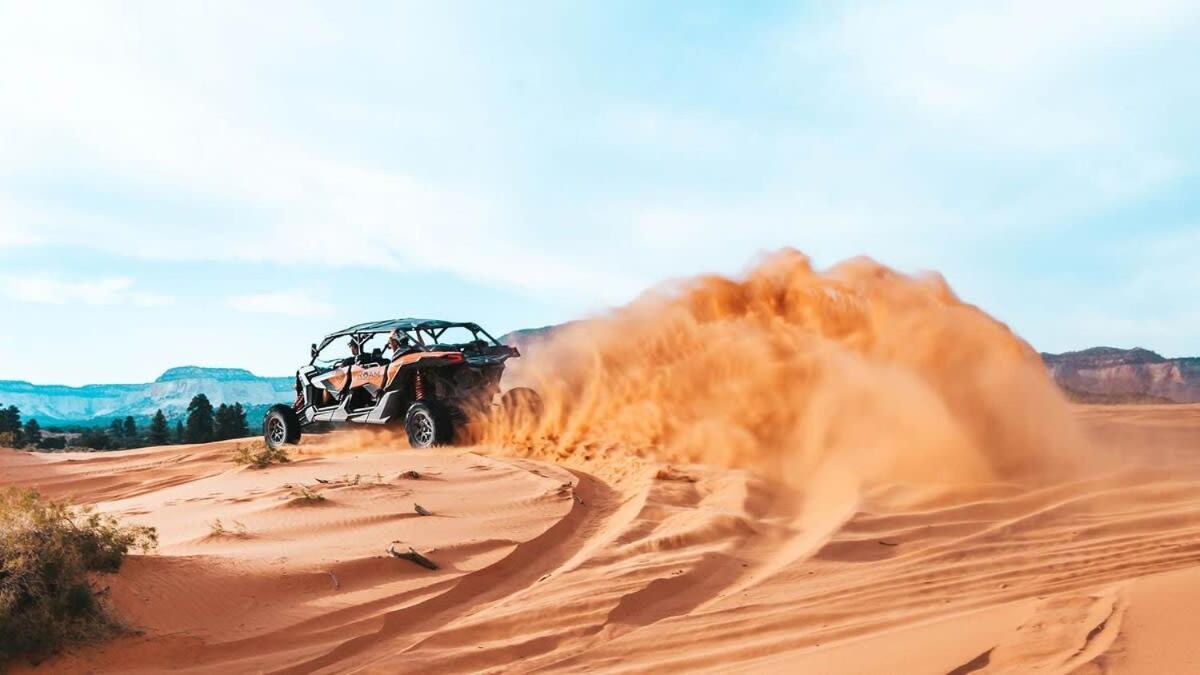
[1, 404, 1198, 673]
[5, 253, 1199, 673]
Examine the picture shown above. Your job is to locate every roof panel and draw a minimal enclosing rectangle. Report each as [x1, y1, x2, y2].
[321, 318, 481, 341]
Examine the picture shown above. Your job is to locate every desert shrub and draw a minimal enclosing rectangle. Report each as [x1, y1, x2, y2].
[232, 441, 290, 469]
[0, 488, 157, 665]
[74, 429, 114, 451]
[287, 486, 325, 505]
[206, 519, 248, 539]
[0, 431, 20, 449]
[37, 437, 67, 451]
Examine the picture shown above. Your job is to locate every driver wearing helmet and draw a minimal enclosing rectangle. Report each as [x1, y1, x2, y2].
[338, 338, 366, 367]
[387, 329, 415, 359]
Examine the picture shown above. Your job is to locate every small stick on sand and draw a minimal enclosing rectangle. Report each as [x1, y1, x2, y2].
[387, 544, 438, 570]
[327, 570, 340, 589]
[414, 503, 432, 516]
[315, 478, 330, 484]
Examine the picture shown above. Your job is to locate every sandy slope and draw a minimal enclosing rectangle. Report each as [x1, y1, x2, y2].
[3, 405, 1200, 674]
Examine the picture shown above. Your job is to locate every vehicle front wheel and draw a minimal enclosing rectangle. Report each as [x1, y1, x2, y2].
[405, 400, 454, 448]
[264, 404, 302, 450]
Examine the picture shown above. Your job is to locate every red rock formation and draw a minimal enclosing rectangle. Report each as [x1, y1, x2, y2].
[1042, 347, 1200, 403]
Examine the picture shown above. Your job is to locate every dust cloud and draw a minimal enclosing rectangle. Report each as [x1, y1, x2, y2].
[489, 249, 1082, 495]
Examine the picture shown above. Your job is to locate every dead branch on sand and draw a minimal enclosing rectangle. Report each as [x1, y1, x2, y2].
[414, 503, 432, 516]
[386, 544, 438, 570]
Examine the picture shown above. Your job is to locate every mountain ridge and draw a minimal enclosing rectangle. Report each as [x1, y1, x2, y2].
[1042, 346, 1200, 403]
[0, 367, 293, 425]
[4, 343, 1197, 426]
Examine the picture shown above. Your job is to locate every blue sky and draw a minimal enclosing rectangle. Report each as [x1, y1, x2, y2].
[1, 1, 1197, 385]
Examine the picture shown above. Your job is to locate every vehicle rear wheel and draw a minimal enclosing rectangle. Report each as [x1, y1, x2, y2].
[264, 404, 302, 450]
[500, 387, 543, 422]
[405, 400, 453, 448]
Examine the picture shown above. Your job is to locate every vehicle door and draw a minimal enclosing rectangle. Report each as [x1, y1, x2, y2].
[310, 338, 357, 405]
[348, 333, 388, 396]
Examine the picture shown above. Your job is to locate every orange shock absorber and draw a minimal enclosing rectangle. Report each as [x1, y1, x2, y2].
[414, 371, 425, 400]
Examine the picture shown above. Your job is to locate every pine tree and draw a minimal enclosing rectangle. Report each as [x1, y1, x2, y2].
[148, 410, 170, 445]
[109, 418, 124, 438]
[185, 394, 215, 443]
[212, 403, 251, 441]
[232, 403, 249, 437]
[122, 416, 137, 439]
[174, 421, 185, 444]
[0, 404, 22, 447]
[0, 404, 21, 433]
[23, 418, 42, 447]
[213, 404, 233, 441]
[79, 428, 114, 450]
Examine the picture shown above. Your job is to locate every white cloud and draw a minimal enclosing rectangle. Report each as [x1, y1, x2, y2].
[0, 0, 1196, 324]
[0, 196, 46, 249]
[0, 3, 621, 300]
[228, 291, 334, 318]
[2, 276, 173, 307]
[819, 0, 1198, 146]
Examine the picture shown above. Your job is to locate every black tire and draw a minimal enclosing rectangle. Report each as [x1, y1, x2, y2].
[264, 404, 302, 450]
[500, 387, 543, 421]
[405, 400, 454, 448]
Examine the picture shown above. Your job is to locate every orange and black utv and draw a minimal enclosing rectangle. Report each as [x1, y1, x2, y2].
[263, 319, 540, 450]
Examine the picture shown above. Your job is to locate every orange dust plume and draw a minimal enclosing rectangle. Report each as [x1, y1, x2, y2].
[488, 249, 1082, 495]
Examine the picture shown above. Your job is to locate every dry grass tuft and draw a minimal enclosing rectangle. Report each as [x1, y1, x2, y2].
[233, 441, 290, 469]
[0, 488, 157, 665]
[286, 486, 326, 506]
[205, 519, 248, 539]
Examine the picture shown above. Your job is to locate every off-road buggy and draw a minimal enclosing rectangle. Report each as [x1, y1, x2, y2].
[263, 319, 540, 450]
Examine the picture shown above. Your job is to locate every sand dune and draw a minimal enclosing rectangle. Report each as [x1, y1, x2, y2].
[5, 256, 1199, 672]
[0, 404, 1197, 673]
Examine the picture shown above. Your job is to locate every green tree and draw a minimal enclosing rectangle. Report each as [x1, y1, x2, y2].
[185, 394, 215, 444]
[23, 419, 42, 448]
[173, 421, 185, 444]
[37, 436, 66, 451]
[214, 403, 251, 441]
[109, 419, 124, 439]
[0, 405, 24, 448]
[78, 428, 114, 451]
[213, 404, 232, 441]
[232, 403, 249, 438]
[147, 410, 170, 445]
[0, 404, 19, 432]
[122, 416, 137, 439]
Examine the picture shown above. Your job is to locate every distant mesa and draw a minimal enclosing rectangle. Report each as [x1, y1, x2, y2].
[3, 339, 1196, 428]
[0, 367, 293, 426]
[504, 326, 1200, 406]
[498, 322, 578, 349]
[156, 366, 264, 382]
[1042, 347, 1200, 404]
[499, 321, 583, 348]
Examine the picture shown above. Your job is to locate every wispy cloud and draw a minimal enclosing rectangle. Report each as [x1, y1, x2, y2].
[0, 0, 1196, 365]
[0, 3, 622, 300]
[228, 291, 334, 318]
[817, 0, 1198, 147]
[3, 276, 173, 307]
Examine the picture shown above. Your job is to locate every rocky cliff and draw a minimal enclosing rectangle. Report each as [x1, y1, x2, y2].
[5, 343, 1194, 425]
[0, 367, 293, 425]
[1042, 347, 1200, 403]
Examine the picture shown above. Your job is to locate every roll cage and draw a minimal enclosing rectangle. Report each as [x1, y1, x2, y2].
[310, 318, 508, 364]
[266, 316, 537, 451]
